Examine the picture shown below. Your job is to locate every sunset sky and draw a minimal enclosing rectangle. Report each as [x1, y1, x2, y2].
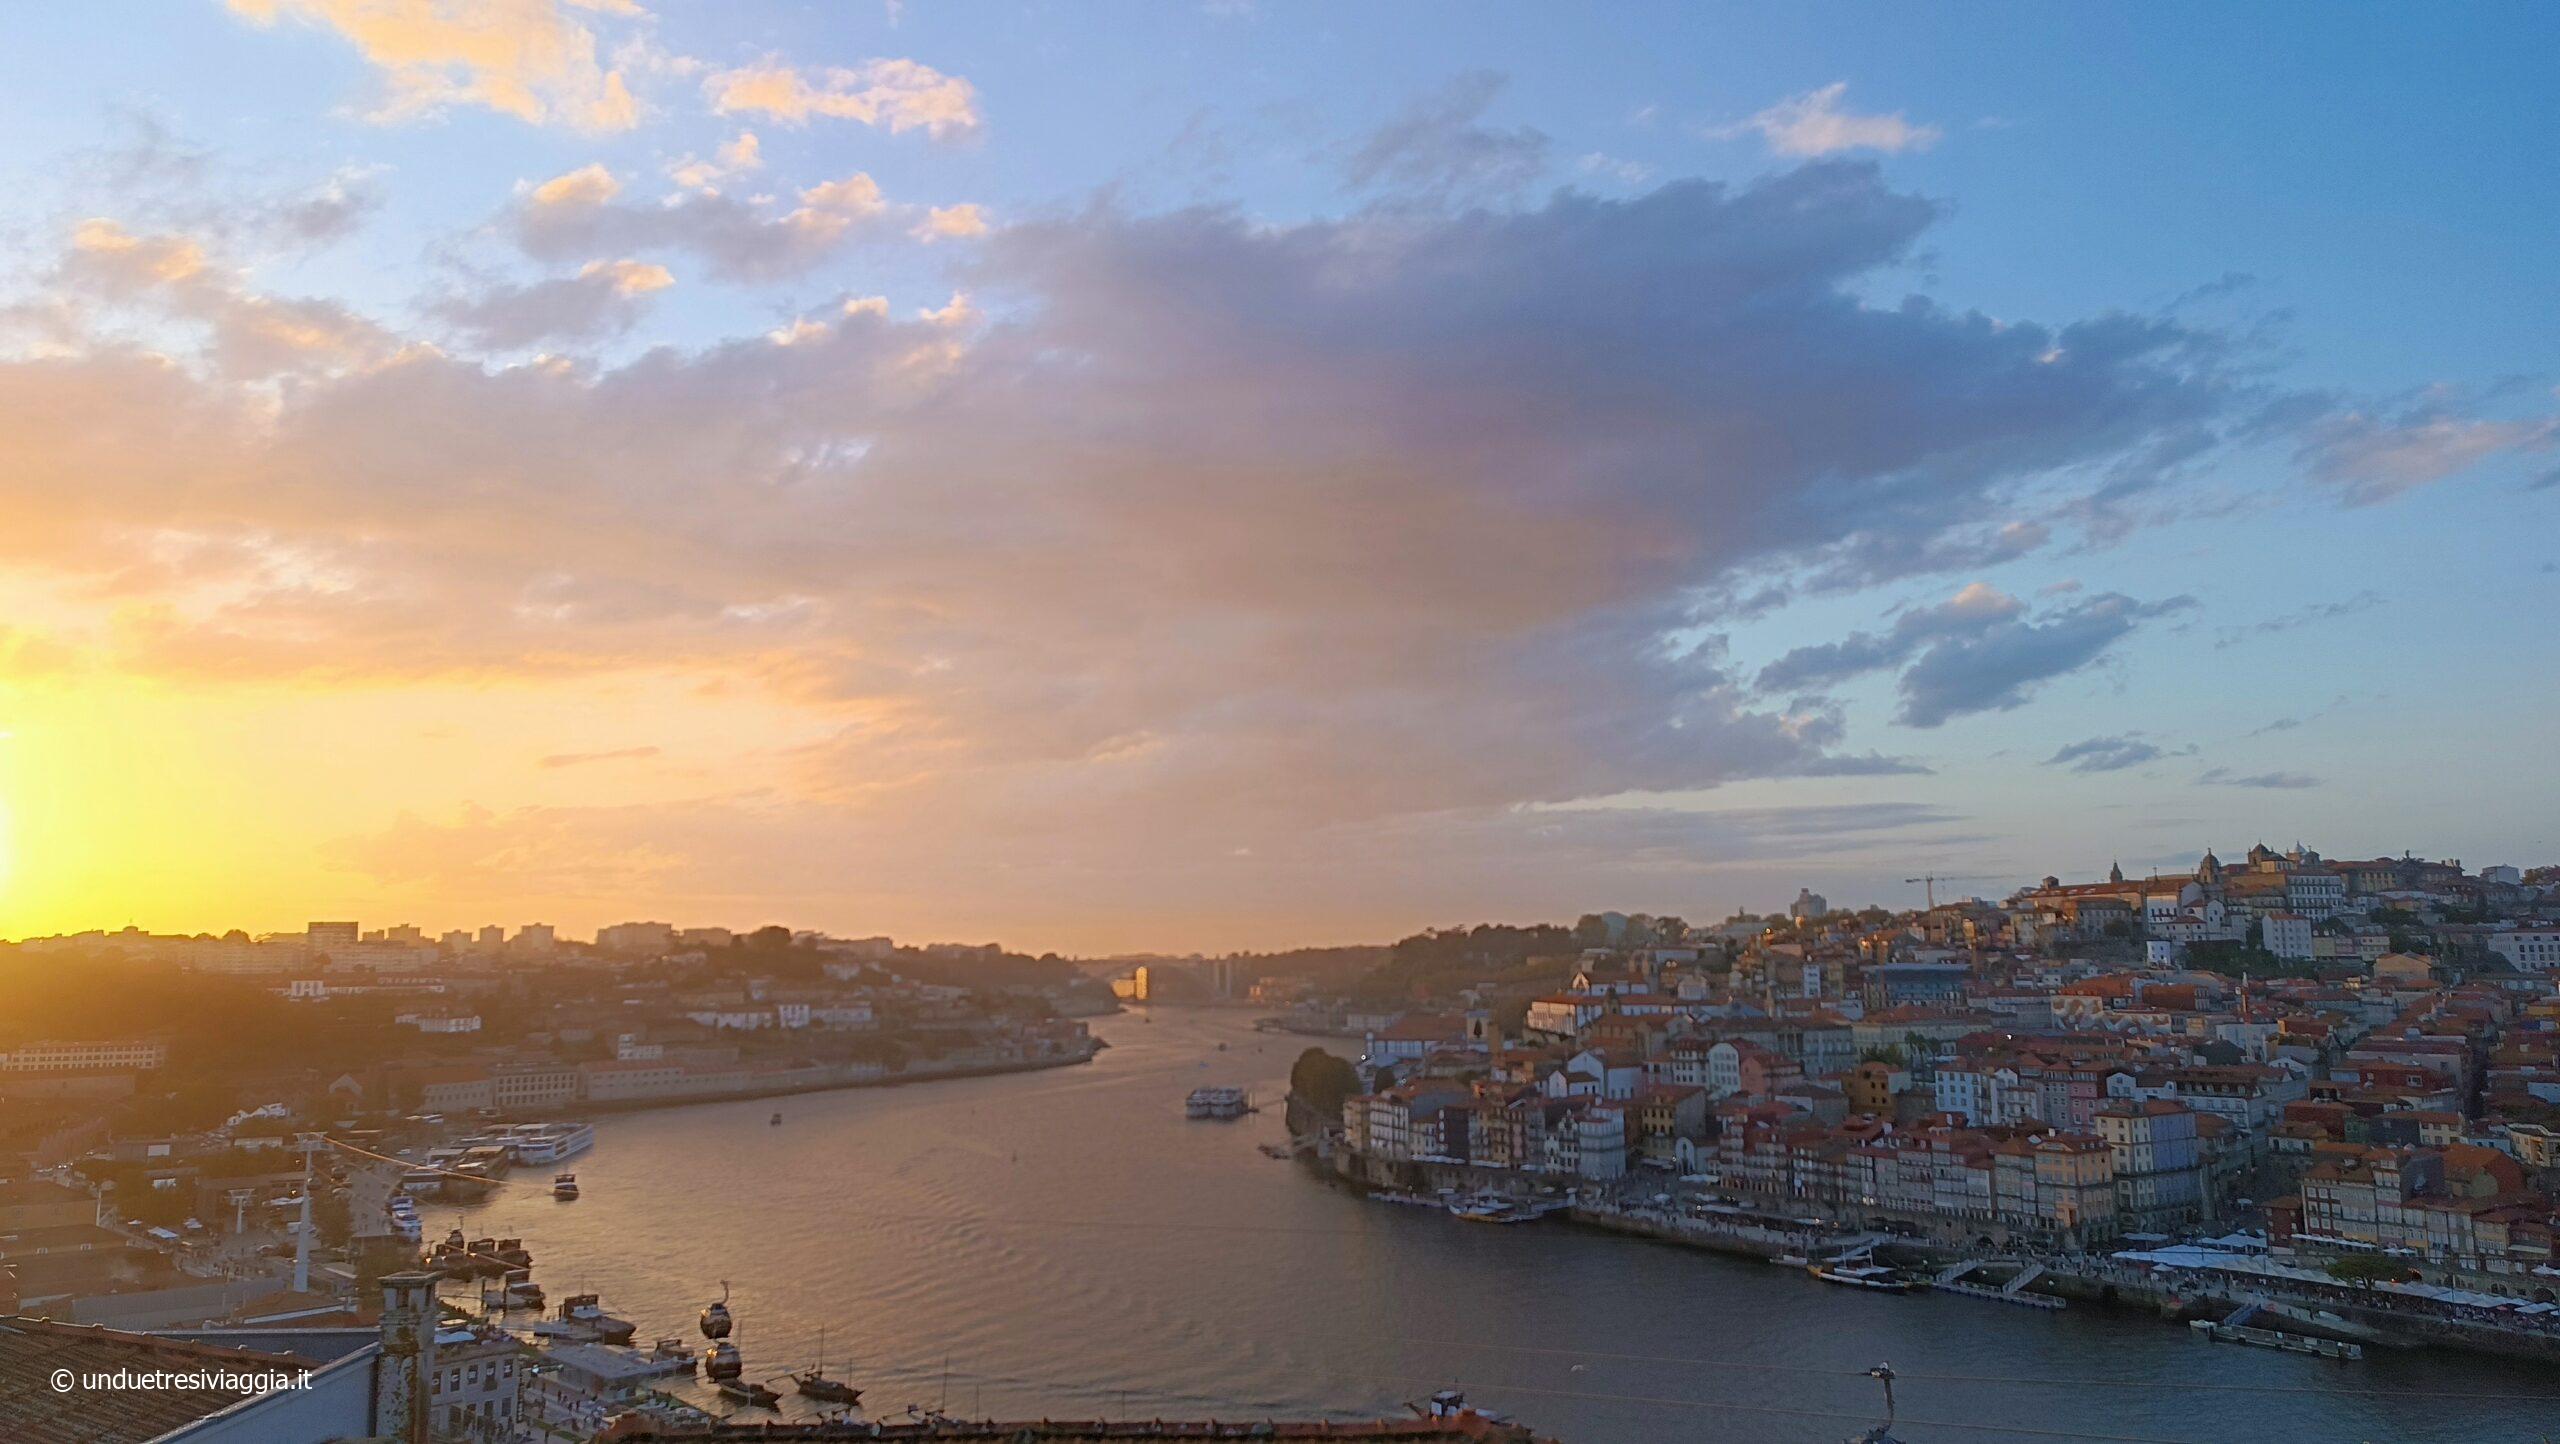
[1, 2, 2555, 952]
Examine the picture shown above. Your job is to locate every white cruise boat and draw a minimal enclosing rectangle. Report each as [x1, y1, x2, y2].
[496, 1121, 595, 1164]
[1184, 1087, 1249, 1119]
[1808, 1262, 1911, 1293]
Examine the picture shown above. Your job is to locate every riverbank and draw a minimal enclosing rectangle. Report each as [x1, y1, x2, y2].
[1253, 1017, 1366, 1040]
[1313, 1145, 2560, 1368]
[569, 1043, 1103, 1120]
[417, 1009, 2560, 1443]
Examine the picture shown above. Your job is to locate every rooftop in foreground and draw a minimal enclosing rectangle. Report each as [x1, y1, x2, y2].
[0, 1315, 320, 1444]
[597, 1413, 1560, 1443]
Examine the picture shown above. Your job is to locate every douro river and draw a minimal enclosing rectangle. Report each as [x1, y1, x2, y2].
[445, 1009, 2558, 1442]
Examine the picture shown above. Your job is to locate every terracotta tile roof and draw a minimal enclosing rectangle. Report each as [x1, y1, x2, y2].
[0, 1315, 316, 1444]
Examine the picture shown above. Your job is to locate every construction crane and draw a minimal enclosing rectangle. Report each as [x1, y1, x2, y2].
[1902, 874, 1987, 910]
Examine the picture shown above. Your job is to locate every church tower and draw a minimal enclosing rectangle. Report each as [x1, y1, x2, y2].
[375, 1270, 441, 1444]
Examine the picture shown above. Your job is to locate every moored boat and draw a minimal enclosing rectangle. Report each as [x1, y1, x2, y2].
[499, 1268, 545, 1309]
[555, 1292, 635, 1344]
[552, 1172, 580, 1200]
[1808, 1262, 1910, 1292]
[715, 1376, 779, 1408]
[792, 1327, 861, 1405]
[793, 1370, 861, 1405]
[495, 1121, 595, 1164]
[1184, 1086, 1250, 1119]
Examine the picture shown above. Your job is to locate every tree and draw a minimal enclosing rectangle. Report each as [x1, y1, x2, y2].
[1288, 1048, 1360, 1120]
[313, 1185, 352, 1248]
[2325, 1254, 2412, 1287]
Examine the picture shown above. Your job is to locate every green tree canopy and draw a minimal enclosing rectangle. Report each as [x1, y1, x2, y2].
[1288, 1048, 1360, 1119]
[2325, 1254, 2413, 1287]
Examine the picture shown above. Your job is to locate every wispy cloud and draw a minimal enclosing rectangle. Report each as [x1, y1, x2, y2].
[2298, 392, 2560, 505]
[705, 56, 980, 138]
[1758, 584, 2193, 729]
[507, 162, 908, 283]
[2045, 734, 2181, 774]
[537, 745, 663, 770]
[2198, 768, 2322, 790]
[2213, 590, 2383, 649]
[55, 218, 394, 378]
[1576, 152, 1655, 187]
[225, 0, 644, 132]
[430, 258, 674, 349]
[1340, 71, 1549, 201]
[1711, 83, 1940, 157]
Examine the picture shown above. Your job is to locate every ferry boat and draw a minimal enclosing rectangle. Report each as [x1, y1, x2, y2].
[437, 1235, 532, 1277]
[555, 1338, 696, 1382]
[1449, 1195, 1564, 1224]
[498, 1268, 545, 1309]
[552, 1173, 580, 1201]
[541, 1293, 635, 1345]
[1370, 1189, 1451, 1209]
[495, 1121, 595, 1165]
[1808, 1262, 1911, 1293]
[1185, 1086, 1250, 1119]
[441, 1164, 500, 1202]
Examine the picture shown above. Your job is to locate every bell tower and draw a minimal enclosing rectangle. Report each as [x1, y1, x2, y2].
[375, 1270, 441, 1444]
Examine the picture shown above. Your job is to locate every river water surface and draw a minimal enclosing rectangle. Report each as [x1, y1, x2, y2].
[445, 1009, 2559, 1443]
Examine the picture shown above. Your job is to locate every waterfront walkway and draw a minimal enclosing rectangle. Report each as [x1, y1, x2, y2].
[1322, 1144, 2560, 1364]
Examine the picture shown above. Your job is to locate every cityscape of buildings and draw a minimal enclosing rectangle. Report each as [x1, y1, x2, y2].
[0, 916, 1123, 1441]
[3, 0, 2554, 1440]
[1, 843, 2558, 1440]
[1289, 845, 2560, 1355]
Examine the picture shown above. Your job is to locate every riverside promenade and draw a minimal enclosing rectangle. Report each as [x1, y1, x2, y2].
[1317, 1133, 2560, 1367]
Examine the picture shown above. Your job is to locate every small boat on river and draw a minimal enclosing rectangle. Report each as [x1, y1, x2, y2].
[1809, 1262, 1911, 1292]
